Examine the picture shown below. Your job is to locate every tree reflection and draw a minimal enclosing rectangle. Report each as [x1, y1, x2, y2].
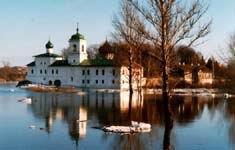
[163, 92, 174, 150]
[224, 99, 235, 145]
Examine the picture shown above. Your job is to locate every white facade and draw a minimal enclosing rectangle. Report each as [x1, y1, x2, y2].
[26, 29, 143, 90]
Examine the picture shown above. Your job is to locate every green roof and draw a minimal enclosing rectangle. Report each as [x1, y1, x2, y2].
[50, 60, 71, 67]
[79, 59, 118, 67]
[45, 40, 54, 49]
[34, 53, 61, 58]
[27, 61, 36, 67]
[49, 59, 119, 67]
[69, 33, 85, 41]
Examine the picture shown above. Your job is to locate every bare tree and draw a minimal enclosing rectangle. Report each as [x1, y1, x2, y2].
[2, 61, 10, 68]
[127, 0, 211, 96]
[124, 1, 211, 149]
[228, 33, 235, 65]
[113, 0, 146, 99]
[61, 47, 70, 59]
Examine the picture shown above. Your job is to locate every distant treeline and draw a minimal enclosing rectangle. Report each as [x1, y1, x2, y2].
[0, 66, 27, 82]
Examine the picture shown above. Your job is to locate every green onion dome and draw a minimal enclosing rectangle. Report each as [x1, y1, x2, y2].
[45, 40, 54, 49]
[70, 33, 85, 41]
[69, 27, 85, 41]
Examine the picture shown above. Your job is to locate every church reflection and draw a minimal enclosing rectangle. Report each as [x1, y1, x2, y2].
[27, 91, 143, 141]
[26, 90, 230, 149]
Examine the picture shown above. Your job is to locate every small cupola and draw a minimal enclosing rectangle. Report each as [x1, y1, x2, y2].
[98, 40, 115, 60]
[46, 40, 54, 54]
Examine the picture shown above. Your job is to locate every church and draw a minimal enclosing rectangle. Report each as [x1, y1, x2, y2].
[26, 27, 143, 90]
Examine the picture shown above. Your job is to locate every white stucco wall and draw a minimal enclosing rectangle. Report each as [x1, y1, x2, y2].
[68, 39, 88, 64]
[27, 64, 144, 90]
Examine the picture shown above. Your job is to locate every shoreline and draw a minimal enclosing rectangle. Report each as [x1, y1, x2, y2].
[0, 81, 18, 85]
[20, 84, 234, 96]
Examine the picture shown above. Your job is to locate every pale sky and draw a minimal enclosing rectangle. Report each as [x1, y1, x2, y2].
[0, 0, 234, 66]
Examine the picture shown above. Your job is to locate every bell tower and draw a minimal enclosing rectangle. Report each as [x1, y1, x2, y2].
[68, 25, 88, 65]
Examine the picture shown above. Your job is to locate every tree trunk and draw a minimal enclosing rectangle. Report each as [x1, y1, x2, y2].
[163, 91, 173, 150]
[128, 48, 133, 120]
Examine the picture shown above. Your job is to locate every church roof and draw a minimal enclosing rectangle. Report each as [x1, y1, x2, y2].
[45, 40, 54, 49]
[79, 59, 118, 67]
[49, 59, 119, 67]
[27, 61, 36, 67]
[69, 33, 85, 41]
[34, 53, 61, 58]
[69, 27, 85, 41]
[50, 60, 71, 67]
[99, 40, 114, 54]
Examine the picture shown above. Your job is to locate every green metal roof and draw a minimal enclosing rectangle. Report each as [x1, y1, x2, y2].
[27, 61, 36, 67]
[45, 40, 54, 49]
[69, 33, 85, 41]
[79, 59, 118, 67]
[49, 59, 119, 67]
[50, 60, 71, 67]
[34, 53, 61, 58]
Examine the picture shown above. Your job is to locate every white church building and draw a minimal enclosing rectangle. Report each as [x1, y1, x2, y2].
[26, 28, 143, 90]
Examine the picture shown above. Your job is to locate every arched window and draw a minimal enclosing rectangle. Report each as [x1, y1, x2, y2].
[73, 44, 77, 52]
[71, 77, 73, 82]
[82, 45, 84, 52]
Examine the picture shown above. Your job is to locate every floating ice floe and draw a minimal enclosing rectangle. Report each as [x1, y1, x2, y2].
[9, 89, 15, 92]
[18, 98, 32, 104]
[102, 121, 151, 133]
[29, 125, 36, 129]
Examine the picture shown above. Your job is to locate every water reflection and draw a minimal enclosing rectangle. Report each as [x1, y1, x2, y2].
[26, 90, 235, 149]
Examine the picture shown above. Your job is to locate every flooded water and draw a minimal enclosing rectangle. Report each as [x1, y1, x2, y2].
[0, 84, 234, 150]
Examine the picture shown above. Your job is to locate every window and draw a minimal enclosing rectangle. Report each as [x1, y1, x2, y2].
[87, 70, 90, 75]
[56, 69, 58, 74]
[44, 62, 46, 65]
[52, 69, 54, 74]
[71, 77, 73, 82]
[31, 69, 34, 74]
[112, 69, 116, 76]
[96, 69, 99, 75]
[45, 70, 47, 74]
[82, 45, 84, 52]
[73, 60, 76, 63]
[40, 69, 42, 74]
[73, 44, 77, 52]
[82, 80, 85, 84]
[96, 80, 98, 84]
[102, 69, 105, 75]
[87, 80, 90, 84]
[43, 78, 46, 81]
[112, 80, 115, 84]
[40, 62, 42, 65]
[82, 70, 85, 75]
[102, 80, 104, 84]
